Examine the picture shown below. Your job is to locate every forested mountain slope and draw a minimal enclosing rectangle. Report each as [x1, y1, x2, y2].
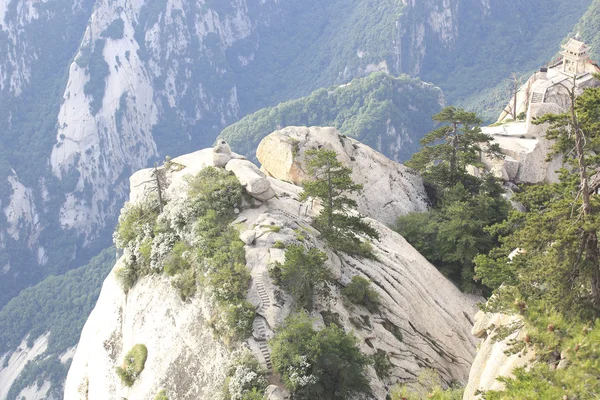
[221, 73, 444, 162]
[0, 249, 115, 400]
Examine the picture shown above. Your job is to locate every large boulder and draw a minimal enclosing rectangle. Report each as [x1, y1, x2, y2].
[256, 126, 429, 226]
[481, 135, 562, 184]
[225, 159, 276, 201]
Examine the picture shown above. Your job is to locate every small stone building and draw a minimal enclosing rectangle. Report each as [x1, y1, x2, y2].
[480, 40, 600, 184]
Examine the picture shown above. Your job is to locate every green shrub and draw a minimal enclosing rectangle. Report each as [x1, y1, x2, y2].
[272, 241, 286, 249]
[342, 276, 380, 313]
[270, 312, 372, 399]
[116, 344, 148, 387]
[220, 301, 256, 342]
[186, 167, 243, 218]
[270, 245, 330, 310]
[163, 241, 192, 276]
[391, 369, 463, 400]
[171, 268, 197, 301]
[115, 263, 138, 293]
[372, 349, 393, 379]
[114, 199, 160, 249]
[154, 390, 168, 400]
[261, 224, 281, 233]
[223, 348, 268, 400]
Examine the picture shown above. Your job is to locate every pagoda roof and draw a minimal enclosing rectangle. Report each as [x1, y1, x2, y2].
[561, 38, 590, 54]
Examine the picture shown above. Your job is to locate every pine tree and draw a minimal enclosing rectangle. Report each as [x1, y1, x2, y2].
[532, 84, 600, 310]
[299, 149, 379, 256]
[406, 106, 503, 193]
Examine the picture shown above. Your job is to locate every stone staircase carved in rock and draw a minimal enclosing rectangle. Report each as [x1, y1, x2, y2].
[254, 274, 273, 371]
[531, 92, 544, 104]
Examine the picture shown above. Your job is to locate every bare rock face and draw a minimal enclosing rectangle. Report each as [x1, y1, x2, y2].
[463, 311, 536, 399]
[65, 143, 479, 400]
[64, 263, 230, 400]
[481, 135, 562, 184]
[226, 159, 276, 201]
[256, 126, 429, 226]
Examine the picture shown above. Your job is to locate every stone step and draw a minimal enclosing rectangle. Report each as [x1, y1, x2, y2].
[531, 92, 544, 103]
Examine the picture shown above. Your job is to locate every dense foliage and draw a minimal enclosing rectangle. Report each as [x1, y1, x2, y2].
[269, 245, 330, 310]
[467, 85, 600, 397]
[270, 312, 372, 400]
[222, 347, 268, 400]
[300, 149, 379, 257]
[397, 107, 508, 291]
[342, 276, 380, 313]
[405, 106, 503, 194]
[116, 344, 148, 387]
[390, 369, 464, 400]
[113, 167, 253, 343]
[0, 248, 115, 399]
[221, 72, 442, 161]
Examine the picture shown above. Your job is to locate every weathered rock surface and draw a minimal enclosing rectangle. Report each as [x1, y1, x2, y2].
[64, 263, 230, 400]
[65, 141, 479, 400]
[0, 334, 49, 400]
[482, 52, 600, 185]
[256, 126, 429, 226]
[226, 159, 276, 201]
[463, 311, 535, 399]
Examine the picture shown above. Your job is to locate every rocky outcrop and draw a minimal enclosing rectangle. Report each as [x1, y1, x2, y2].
[226, 159, 276, 201]
[463, 311, 535, 399]
[65, 140, 479, 399]
[256, 126, 429, 226]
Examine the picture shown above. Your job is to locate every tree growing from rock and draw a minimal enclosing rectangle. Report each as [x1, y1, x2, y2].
[477, 85, 600, 314]
[299, 149, 379, 256]
[270, 312, 372, 400]
[269, 245, 330, 310]
[406, 106, 503, 194]
[532, 84, 600, 310]
[342, 275, 380, 313]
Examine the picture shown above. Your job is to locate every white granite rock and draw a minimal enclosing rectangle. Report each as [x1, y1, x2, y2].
[226, 159, 276, 201]
[256, 126, 429, 226]
[66, 145, 481, 400]
[240, 230, 256, 245]
[463, 311, 535, 399]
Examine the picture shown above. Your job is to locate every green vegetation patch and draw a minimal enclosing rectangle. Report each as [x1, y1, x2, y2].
[300, 148, 379, 258]
[391, 368, 463, 400]
[154, 390, 169, 400]
[83, 39, 110, 115]
[222, 347, 268, 400]
[270, 312, 372, 399]
[116, 344, 148, 387]
[342, 276, 380, 313]
[397, 106, 508, 292]
[269, 245, 330, 311]
[220, 72, 442, 162]
[102, 18, 125, 40]
[114, 166, 253, 343]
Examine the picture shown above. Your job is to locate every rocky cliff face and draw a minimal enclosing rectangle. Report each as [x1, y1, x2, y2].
[0, 0, 591, 312]
[462, 311, 535, 399]
[1, 1, 594, 395]
[65, 136, 480, 399]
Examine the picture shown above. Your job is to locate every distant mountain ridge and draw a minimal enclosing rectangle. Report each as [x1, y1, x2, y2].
[220, 73, 444, 163]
